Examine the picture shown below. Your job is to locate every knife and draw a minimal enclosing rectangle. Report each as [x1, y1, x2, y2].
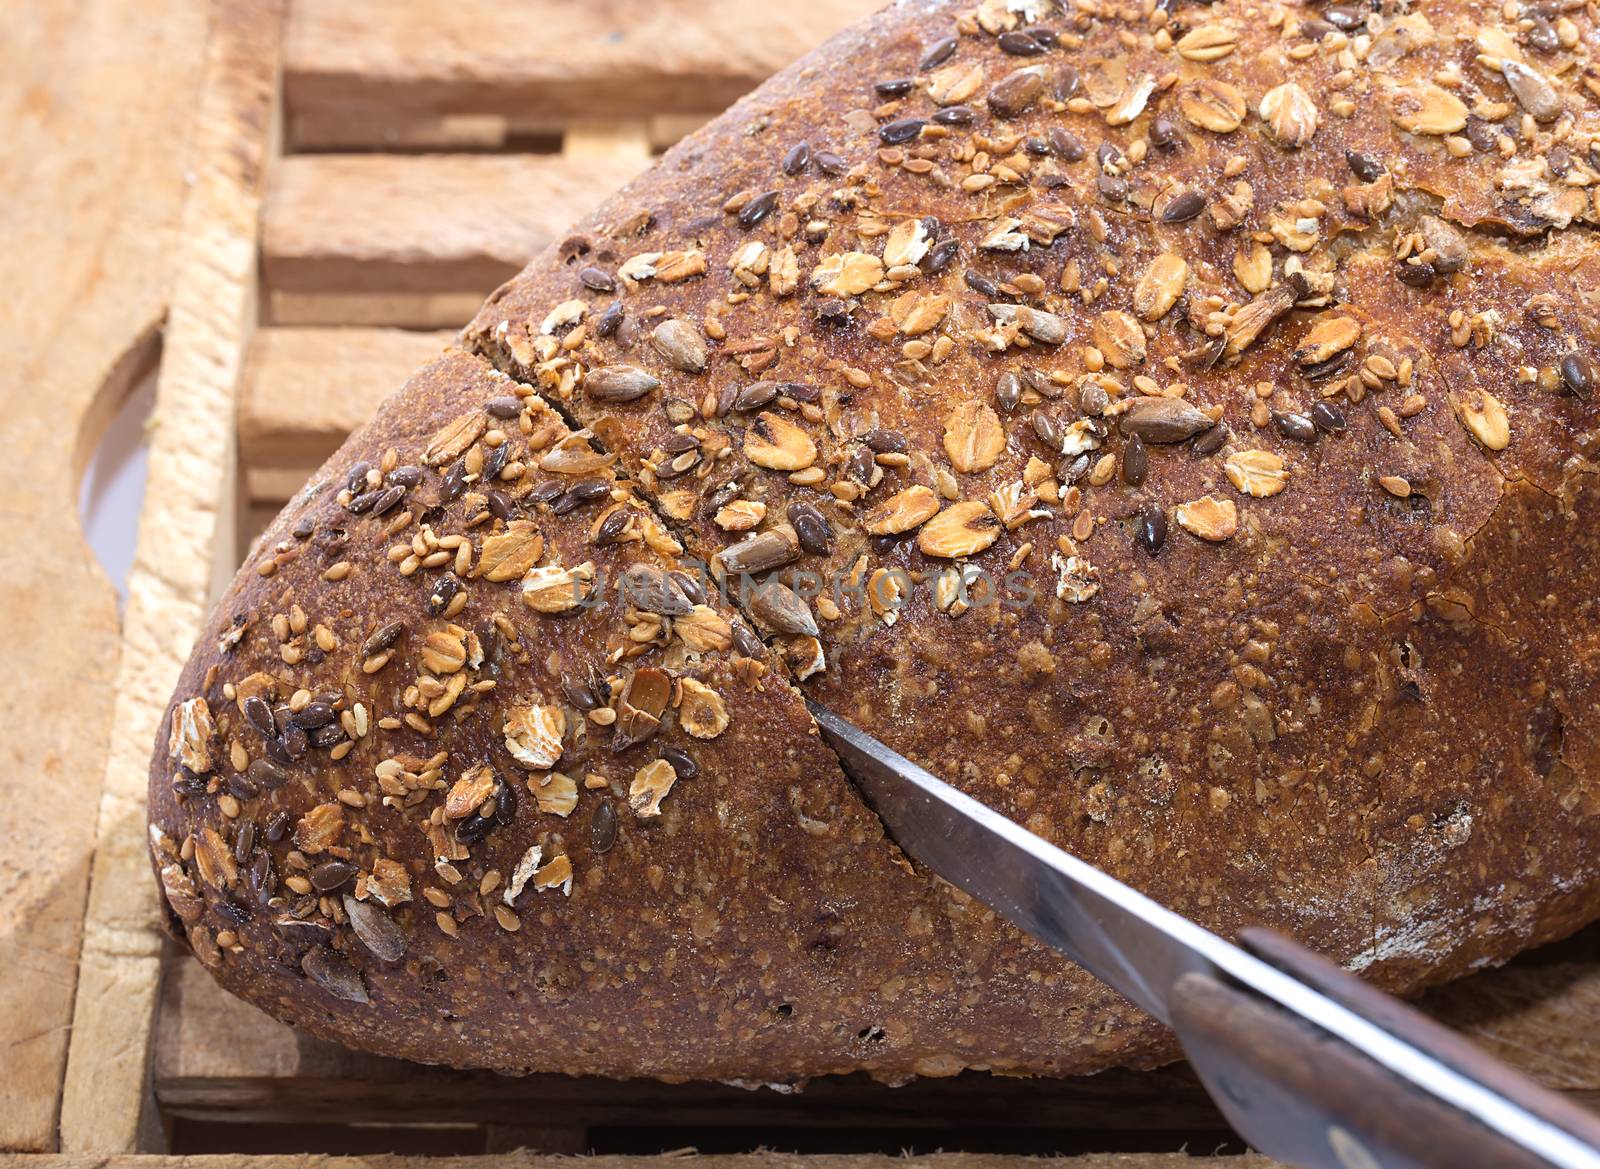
[806, 699, 1600, 1169]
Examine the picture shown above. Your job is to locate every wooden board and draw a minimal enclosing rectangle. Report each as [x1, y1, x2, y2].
[0, 0, 209, 1152]
[1421, 928, 1600, 1093]
[56, 0, 285, 1154]
[238, 326, 454, 496]
[282, 0, 883, 150]
[152, 956, 1227, 1136]
[286, 111, 712, 154]
[14, 0, 1600, 1158]
[263, 154, 648, 326]
[148, 926, 1600, 1138]
[0, 1154, 1281, 1169]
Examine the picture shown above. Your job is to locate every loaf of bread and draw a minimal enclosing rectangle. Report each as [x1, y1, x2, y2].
[151, 0, 1600, 1081]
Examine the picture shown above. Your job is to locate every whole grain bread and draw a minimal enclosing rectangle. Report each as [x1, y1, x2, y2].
[151, 0, 1600, 1082]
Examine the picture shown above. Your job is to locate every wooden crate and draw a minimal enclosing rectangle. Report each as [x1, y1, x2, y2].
[8, 1, 1600, 1167]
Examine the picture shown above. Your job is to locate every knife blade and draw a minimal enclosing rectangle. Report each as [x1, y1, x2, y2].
[806, 698, 1600, 1169]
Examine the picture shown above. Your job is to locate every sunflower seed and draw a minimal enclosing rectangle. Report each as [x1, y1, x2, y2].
[746, 579, 818, 637]
[719, 526, 801, 576]
[1503, 60, 1562, 122]
[989, 303, 1067, 344]
[1119, 397, 1215, 443]
[620, 564, 694, 616]
[342, 895, 407, 962]
[651, 320, 708, 373]
[585, 365, 661, 403]
[302, 947, 368, 1003]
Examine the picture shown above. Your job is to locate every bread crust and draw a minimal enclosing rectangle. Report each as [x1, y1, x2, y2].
[153, 0, 1600, 1079]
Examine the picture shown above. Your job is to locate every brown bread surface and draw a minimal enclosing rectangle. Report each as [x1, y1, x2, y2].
[152, 0, 1600, 1080]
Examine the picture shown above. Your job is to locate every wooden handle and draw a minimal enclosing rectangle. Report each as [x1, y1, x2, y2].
[1170, 933, 1600, 1169]
[1173, 972, 1541, 1169]
[1242, 929, 1600, 1160]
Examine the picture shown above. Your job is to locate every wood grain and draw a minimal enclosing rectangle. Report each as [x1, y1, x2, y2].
[0, 0, 208, 1151]
[57, 0, 284, 1154]
[286, 111, 710, 154]
[1425, 959, 1600, 1093]
[238, 327, 454, 493]
[282, 0, 881, 149]
[262, 153, 648, 325]
[0, 1153, 1282, 1169]
[268, 290, 493, 330]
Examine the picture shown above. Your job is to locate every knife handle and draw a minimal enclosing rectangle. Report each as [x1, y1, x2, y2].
[1169, 929, 1600, 1169]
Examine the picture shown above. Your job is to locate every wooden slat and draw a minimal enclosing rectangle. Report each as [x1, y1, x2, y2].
[243, 465, 335, 508]
[289, 111, 711, 153]
[1422, 945, 1600, 1092]
[154, 958, 1229, 1137]
[282, 0, 881, 150]
[152, 927, 1600, 1135]
[0, 1152, 1283, 1169]
[0, 0, 209, 1152]
[238, 326, 454, 491]
[262, 153, 647, 326]
[57, 0, 285, 1153]
[562, 121, 653, 162]
[268, 290, 491, 330]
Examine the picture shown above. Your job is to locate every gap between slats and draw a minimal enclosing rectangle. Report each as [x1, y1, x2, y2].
[281, 0, 884, 151]
[261, 152, 651, 327]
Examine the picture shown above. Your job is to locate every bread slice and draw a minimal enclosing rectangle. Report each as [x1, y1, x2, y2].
[153, 0, 1600, 1079]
